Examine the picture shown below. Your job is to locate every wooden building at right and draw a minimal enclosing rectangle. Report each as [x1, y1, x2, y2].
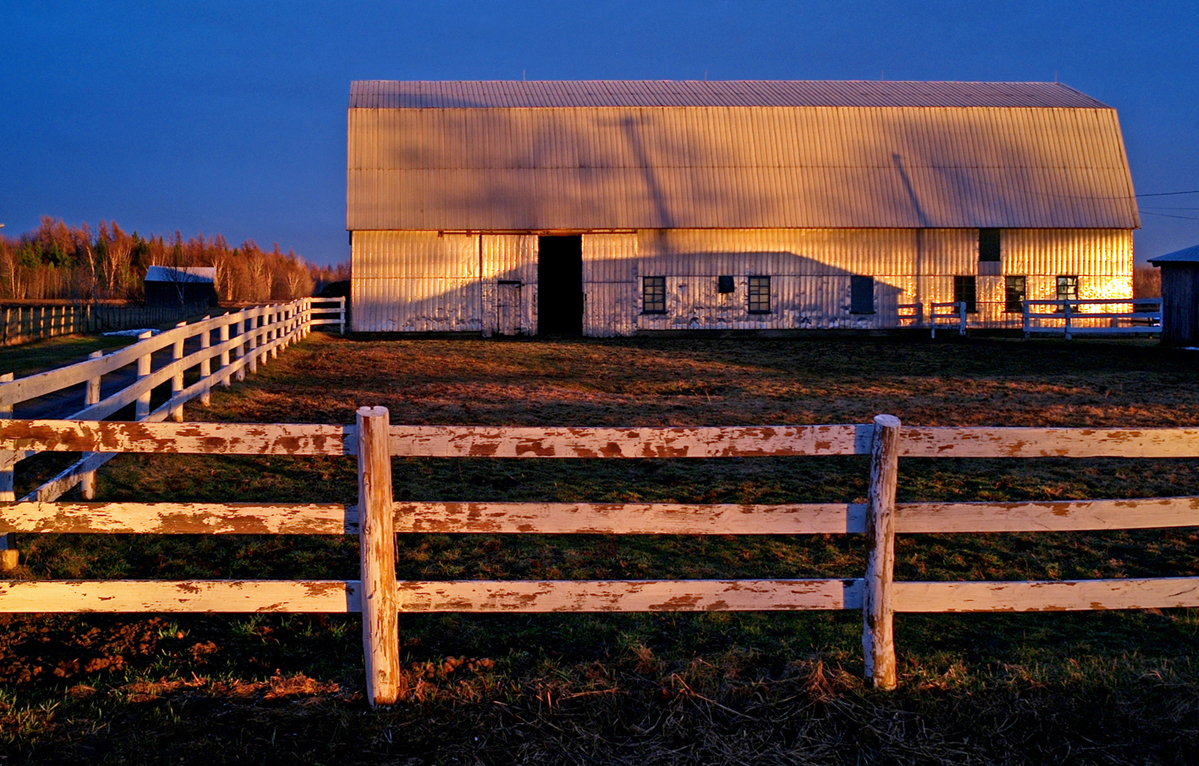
[1149, 244, 1199, 345]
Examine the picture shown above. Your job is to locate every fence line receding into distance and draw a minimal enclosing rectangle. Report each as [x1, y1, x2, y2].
[0, 296, 345, 567]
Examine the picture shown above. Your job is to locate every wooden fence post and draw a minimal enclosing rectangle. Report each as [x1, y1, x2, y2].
[170, 321, 187, 422]
[269, 306, 279, 360]
[0, 372, 15, 570]
[235, 313, 247, 383]
[248, 310, 259, 375]
[1064, 300, 1073, 341]
[339, 297, 346, 335]
[863, 413, 901, 690]
[200, 316, 213, 405]
[219, 320, 232, 389]
[357, 405, 400, 706]
[81, 351, 103, 499]
[135, 330, 153, 421]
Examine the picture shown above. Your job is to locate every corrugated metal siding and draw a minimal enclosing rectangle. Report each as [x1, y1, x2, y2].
[582, 234, 638, 337]
[348, 105, 1138, 231]
[351, 231, 481, 332]
[481, 235, 537, 334]
[350, 80, 1110, 109]
[350, 227, 1132, 334]
[619, 228, 1130, 332]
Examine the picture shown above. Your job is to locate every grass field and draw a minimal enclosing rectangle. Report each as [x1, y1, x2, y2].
[3, 332, 1199, 764]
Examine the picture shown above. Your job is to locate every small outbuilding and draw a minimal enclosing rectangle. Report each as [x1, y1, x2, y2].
[1148, 245, 1199, 345]
[144, 266, 218, 309]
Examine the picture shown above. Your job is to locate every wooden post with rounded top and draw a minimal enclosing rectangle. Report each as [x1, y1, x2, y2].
[863, 413, 901, 690]
[135, 331, 153, 421]
[171, 321, 186, 422]
[0, 372, 15, 570]
[81, 351, 103, 499]
[199, 316, 212, 405]
[357, 405, 399, 706]
[218, 319, 231, 389]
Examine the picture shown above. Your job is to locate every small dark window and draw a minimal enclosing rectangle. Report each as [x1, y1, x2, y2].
[642, 276, 666, 314]
[1056, 275, 1079, 302]
[850, 276, 875, 314]
[718, 275, 735, 293]
[748, 276, 771, 314]
[953, 276, 977, 314]
[1004, 275, 1026, 314]
[979, 228, 1001, 262]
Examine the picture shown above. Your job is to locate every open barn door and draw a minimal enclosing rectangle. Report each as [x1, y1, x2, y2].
[537, 236, 583, 336]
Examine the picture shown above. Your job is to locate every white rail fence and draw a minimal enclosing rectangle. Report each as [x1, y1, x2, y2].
[0, 411, 1196, 705]
[0, 297, 344, 567]
[917, 298, 1162, 338]
[1022, 298, 1162, 339]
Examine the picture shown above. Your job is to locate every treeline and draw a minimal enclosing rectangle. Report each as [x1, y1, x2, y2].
[0, 217, 349, 303]
[1134, 266, 1161, 298]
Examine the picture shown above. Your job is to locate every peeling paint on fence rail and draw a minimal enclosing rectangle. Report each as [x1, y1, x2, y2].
[0, 580, 361, 613]
[894, 578, 1199, 612]
[0, 502, 354, 535]
[0, 420, 352, 456]
[388, 424, 870, 458]
[396, 501, 868, 535]
[396, 579, 864, 612]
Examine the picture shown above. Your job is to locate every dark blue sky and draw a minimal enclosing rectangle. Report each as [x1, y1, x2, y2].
[3, 1, 1196, 266]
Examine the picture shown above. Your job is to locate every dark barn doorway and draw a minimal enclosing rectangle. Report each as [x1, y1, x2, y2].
[537, 235, 583, 336]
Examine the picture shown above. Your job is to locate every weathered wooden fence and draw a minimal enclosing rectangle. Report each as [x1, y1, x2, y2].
[0, 410, 1197, 705]
[0, 301, 215, 346]
[0, 298, 335, 567]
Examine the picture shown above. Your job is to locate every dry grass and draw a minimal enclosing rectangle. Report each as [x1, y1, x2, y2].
[3, 332, 1199, 764]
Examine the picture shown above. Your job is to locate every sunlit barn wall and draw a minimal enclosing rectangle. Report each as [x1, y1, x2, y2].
[352, 232, 538, 334]
[481, 235, 537, 335]
[351, 231, 480, 332]
[352, 227, 1133, 334]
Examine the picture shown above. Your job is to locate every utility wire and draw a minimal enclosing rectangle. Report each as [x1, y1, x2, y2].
[1140, 211, 1199, 221]
[1136, 190, 1199, 197]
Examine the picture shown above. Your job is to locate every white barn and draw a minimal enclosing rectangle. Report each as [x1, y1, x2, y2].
[347, 80, 1139, 336]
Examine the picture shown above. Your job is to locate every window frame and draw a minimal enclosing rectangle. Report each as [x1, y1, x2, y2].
[850, 275, 875, 314]
[1004, 275, 1026, 314]
[953, 275, 978, 314]
[641, 275, 666, 315]
[747, 275, 771, 315]
[979, 228, 1001, 263]
[1056, 275, 1079, 302]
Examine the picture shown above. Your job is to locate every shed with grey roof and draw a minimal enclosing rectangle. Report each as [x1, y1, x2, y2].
[144, 266, 218, 309]
[1148, 245, 1199, 345]
[347, 80, 1139, 336]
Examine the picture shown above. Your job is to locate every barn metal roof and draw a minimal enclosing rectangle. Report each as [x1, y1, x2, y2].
[349, 80, 1111, 109]
[347, 80, 1140, 231]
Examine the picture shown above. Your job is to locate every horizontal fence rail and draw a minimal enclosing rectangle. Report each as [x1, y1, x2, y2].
[0, 297, 344, 568]
[1, 412, 1197, 704]
[921, 299, 1162, 338]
